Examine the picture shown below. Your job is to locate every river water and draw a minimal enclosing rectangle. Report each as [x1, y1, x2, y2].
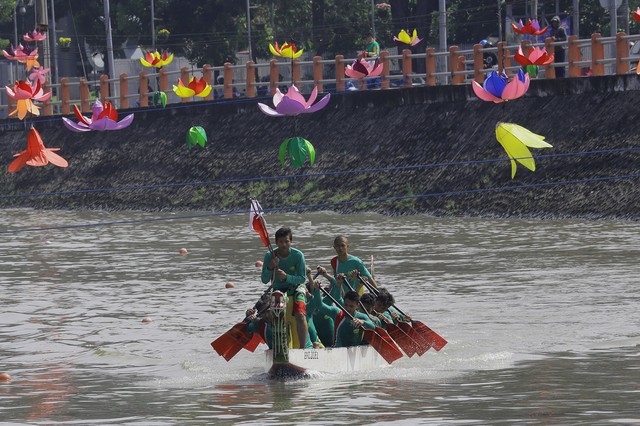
[0, 209, 639, 424]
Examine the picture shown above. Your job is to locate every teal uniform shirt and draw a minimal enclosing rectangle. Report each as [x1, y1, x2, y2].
[260, 247, 307, 294]
[332, 254, 374, 295]
[310, 288, 376, 347]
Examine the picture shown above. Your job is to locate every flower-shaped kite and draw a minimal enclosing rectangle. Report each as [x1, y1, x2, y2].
[269, 42, 303, 59]
[393, 29, 423, 48]
[8, 127, 68, 173]
[258, 85, 330, 117]
[28, 67, 50, 84]
[472, 70, 529, 103]
[140, 50, 174, 68]
[279, 137, 315, 168]
[173, 76, 212, 98]
[511, 19, 548, 36]
[514, 46, 554, 77]
[633, 7, 640, 23]
[62, 99, 134, 132]
[345, 58, 383, 79]
[23, 29, 47, 42]
[3, 44, 40, 70]
[496, 122, 552, 179]
[6, 79, 52, 120]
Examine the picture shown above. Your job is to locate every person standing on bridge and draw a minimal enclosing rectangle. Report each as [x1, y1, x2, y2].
[549, 16, 567, 78]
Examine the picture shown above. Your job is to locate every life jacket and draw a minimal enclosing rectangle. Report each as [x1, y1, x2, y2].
[331, 256, 338, 272]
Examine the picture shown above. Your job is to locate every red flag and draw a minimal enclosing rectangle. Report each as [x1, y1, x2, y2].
[249, 199, 271, 248]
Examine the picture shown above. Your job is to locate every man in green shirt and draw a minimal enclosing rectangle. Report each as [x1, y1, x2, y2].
[260, 227, 308, 349]
[310, 288, 376, 347]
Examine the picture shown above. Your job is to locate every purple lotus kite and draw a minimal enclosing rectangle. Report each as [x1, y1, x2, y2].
[258, 85, 330, 117]
[62, 99, 134, 132]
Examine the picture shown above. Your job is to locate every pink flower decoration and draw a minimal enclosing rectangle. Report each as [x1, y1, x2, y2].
[5, 79, 52, 120]
[514, 46, 554, 66]
[258, 85, 330, 117]
[472, 70, 530, 103]
[345, 58, 383, 79]
[62, 99, 134, 132]
[23, 29, 47, 42]
[28, 67, 50, 84]
[2, 44, 40, 70]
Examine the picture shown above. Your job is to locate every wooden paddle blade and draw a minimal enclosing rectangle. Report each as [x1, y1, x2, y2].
[386, 323, 417, 357]
[363, 328, 403, 364]
[211, 322, 252, 361]
[243, 332, 265, 353]
[412, 320, 447, 351]
[397, 321, 430, 356]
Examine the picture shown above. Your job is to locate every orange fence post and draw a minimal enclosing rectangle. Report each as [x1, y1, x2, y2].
[269, 59, 279, 95]
[60, 77, 70, 114]
[202, 64, 214, 100]
[449, 46, 465, 84]
[335, 55, 345, 92]
[591, 33, 605, 76]
[42, 80, 52, 116]
[180, 67, 190, 102]
[426, 47, 436, 86]
[497, 42, 507, 75]
[246, 61, 256, 97]
[473, 44, 484, 84]
[568, 35, 581, 78]
[544, 37, 556, 78]
[616, 32, 630, 75]
[380, 50, 390, 89]
[138, 72, 149, 107]
[79, 78, 90, 111]
[158, 68, 168, 92]
[119, 73, 129, 109]
[313, 56, 324, 92]
[100, 74, 110, 100]
[292, 58, 300, 87]
[223, 62, 233, 99]
[402, 49, 412, 87]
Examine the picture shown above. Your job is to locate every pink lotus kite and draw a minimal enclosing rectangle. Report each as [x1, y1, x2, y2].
[23, 29, 47, 42]
[258, 85, 330, 117]
[472, 70, 530, 103]
[514, 46, 554, 67]
[8, 127, 68, 173]
[3, 44, 40, 70]
[6, 79, 52, 120]
[62, 99, 134, 132]
[345, 58, 383, 79]
[511, 19, 548, 36]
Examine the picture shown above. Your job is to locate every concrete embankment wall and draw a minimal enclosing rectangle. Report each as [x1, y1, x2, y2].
[0, 75, 639, 219]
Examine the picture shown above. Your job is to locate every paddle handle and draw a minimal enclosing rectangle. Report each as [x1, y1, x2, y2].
[356, 274, 409, 318]
[318, 286, 357, 322]
[342, 275, 370, 314]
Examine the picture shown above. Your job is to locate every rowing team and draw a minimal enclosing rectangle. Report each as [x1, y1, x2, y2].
[246, 228, 410, 350]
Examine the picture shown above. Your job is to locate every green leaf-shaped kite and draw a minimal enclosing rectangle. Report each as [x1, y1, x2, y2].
[278, 137, 315, 168]
[152, 91, 167, 108]
[186, 126, 207, 149]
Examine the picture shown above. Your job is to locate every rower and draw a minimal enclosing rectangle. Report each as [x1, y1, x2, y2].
[260, 227, 308, 349]
[309, 284, 377, 347]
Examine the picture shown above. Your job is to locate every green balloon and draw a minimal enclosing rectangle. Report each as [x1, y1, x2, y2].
[278, 137, 315, 168]
[186, 126, 207, 149]
[153, 91, 167, 107]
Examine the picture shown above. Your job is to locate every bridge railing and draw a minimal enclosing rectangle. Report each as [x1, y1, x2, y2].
[3, 32, 640, 119]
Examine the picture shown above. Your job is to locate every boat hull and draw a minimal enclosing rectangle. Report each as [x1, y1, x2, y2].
[265, 345, 388, 378]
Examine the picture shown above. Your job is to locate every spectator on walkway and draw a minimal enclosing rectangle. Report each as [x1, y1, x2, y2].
[549, 16, 567, 78]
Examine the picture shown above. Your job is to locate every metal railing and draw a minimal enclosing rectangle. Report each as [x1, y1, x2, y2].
[3, 31, 640, 119]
